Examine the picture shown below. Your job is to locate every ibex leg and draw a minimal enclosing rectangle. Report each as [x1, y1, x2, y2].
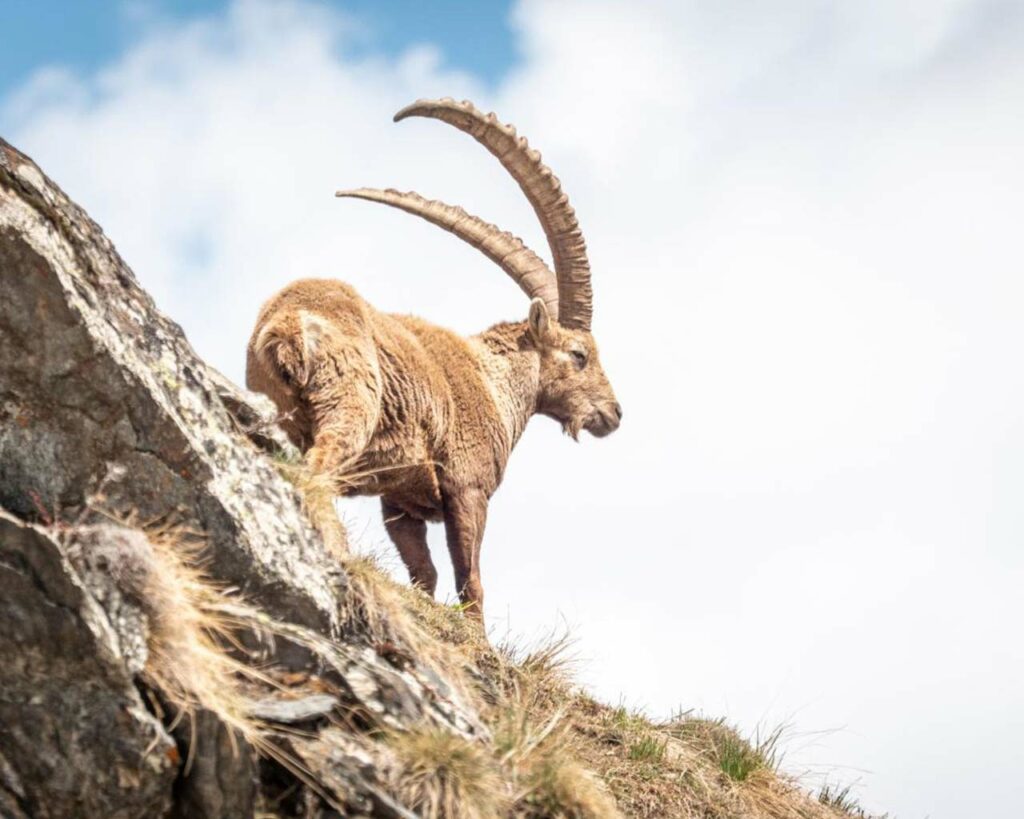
[442, 489, 487, 621]
[303, 335, 382, 555]
[382, 500, 437, 595]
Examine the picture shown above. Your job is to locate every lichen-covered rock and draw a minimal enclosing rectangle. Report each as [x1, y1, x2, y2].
[0, 513, 178, 818]
[0, 137, 344, 637]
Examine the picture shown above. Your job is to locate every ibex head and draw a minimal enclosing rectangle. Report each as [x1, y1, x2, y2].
[527, 298, 620, 439]
[338, 98, 621, 440]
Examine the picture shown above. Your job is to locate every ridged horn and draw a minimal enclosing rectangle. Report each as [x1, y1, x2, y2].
[394, 98, 593, 330]
[336, 188, 559, 318]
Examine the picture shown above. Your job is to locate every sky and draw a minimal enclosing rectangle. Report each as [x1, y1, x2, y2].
[3, 2, 1023, 817]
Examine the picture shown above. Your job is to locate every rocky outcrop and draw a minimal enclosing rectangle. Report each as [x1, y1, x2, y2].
[0, 137, 342, 635]
[0, 138, 481, 817]
[0, 513, 178, 819]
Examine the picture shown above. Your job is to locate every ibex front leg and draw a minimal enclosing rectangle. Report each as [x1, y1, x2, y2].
[301, 331, 382, 557]
[442, 488, 487, 621]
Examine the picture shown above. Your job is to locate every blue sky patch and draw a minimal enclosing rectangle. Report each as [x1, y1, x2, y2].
[0, 0, 517, 102]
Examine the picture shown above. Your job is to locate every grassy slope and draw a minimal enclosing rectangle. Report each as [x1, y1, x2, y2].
[135, 502, 882, 818]
[336, 554, 885, 819]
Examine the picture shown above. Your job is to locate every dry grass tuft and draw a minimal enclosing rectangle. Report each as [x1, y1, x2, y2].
[664, 716, 782, 783]
[628, 734, 668, 763]
[495, 704, 620, 819]
[492, 638, 619, 818]
[76, 521, 336, 792]
[518, 756, 619, 819]
[818, 781, 887, 818]
[66, 521, 272, 755]
[386, 725, 508, 819]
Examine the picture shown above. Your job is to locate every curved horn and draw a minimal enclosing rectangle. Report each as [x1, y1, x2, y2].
[395, 98, 593, 330]
[336, 188, 559, 318]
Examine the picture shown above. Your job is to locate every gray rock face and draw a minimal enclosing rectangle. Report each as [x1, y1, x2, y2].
[0, 513, 178, 818]
[0, 138, 345, 637]
[0, 139, 483, 817]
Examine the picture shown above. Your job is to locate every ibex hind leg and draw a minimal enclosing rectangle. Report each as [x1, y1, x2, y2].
[382, 499, 438, 595]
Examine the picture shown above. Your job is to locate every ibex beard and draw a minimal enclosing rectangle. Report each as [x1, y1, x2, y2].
[247, 99, 621, 624]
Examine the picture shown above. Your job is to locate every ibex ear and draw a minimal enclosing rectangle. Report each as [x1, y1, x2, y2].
[528, 298, 554, 345]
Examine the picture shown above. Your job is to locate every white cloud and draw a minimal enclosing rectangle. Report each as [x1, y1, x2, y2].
[6, 1, 1024, 815]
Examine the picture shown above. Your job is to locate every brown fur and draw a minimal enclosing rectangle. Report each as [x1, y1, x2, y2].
[247, 278, 620, 621]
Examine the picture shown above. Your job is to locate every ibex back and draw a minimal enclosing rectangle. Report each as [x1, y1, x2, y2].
[247, 99, 621, 622]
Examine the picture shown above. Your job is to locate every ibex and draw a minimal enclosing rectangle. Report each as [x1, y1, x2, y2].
[247, 99, 621, 620]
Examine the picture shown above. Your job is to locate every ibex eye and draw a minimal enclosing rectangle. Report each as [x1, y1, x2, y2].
[570, 349, 588, 369]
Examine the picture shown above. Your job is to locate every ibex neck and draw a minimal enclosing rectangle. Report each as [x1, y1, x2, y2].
[473, 321, 540, 455]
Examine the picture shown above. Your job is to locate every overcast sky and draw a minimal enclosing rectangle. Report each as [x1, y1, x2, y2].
[4, 2, 1023, 816]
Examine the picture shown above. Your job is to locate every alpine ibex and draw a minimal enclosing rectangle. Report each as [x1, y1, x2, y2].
[247, 99, 621, 620]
